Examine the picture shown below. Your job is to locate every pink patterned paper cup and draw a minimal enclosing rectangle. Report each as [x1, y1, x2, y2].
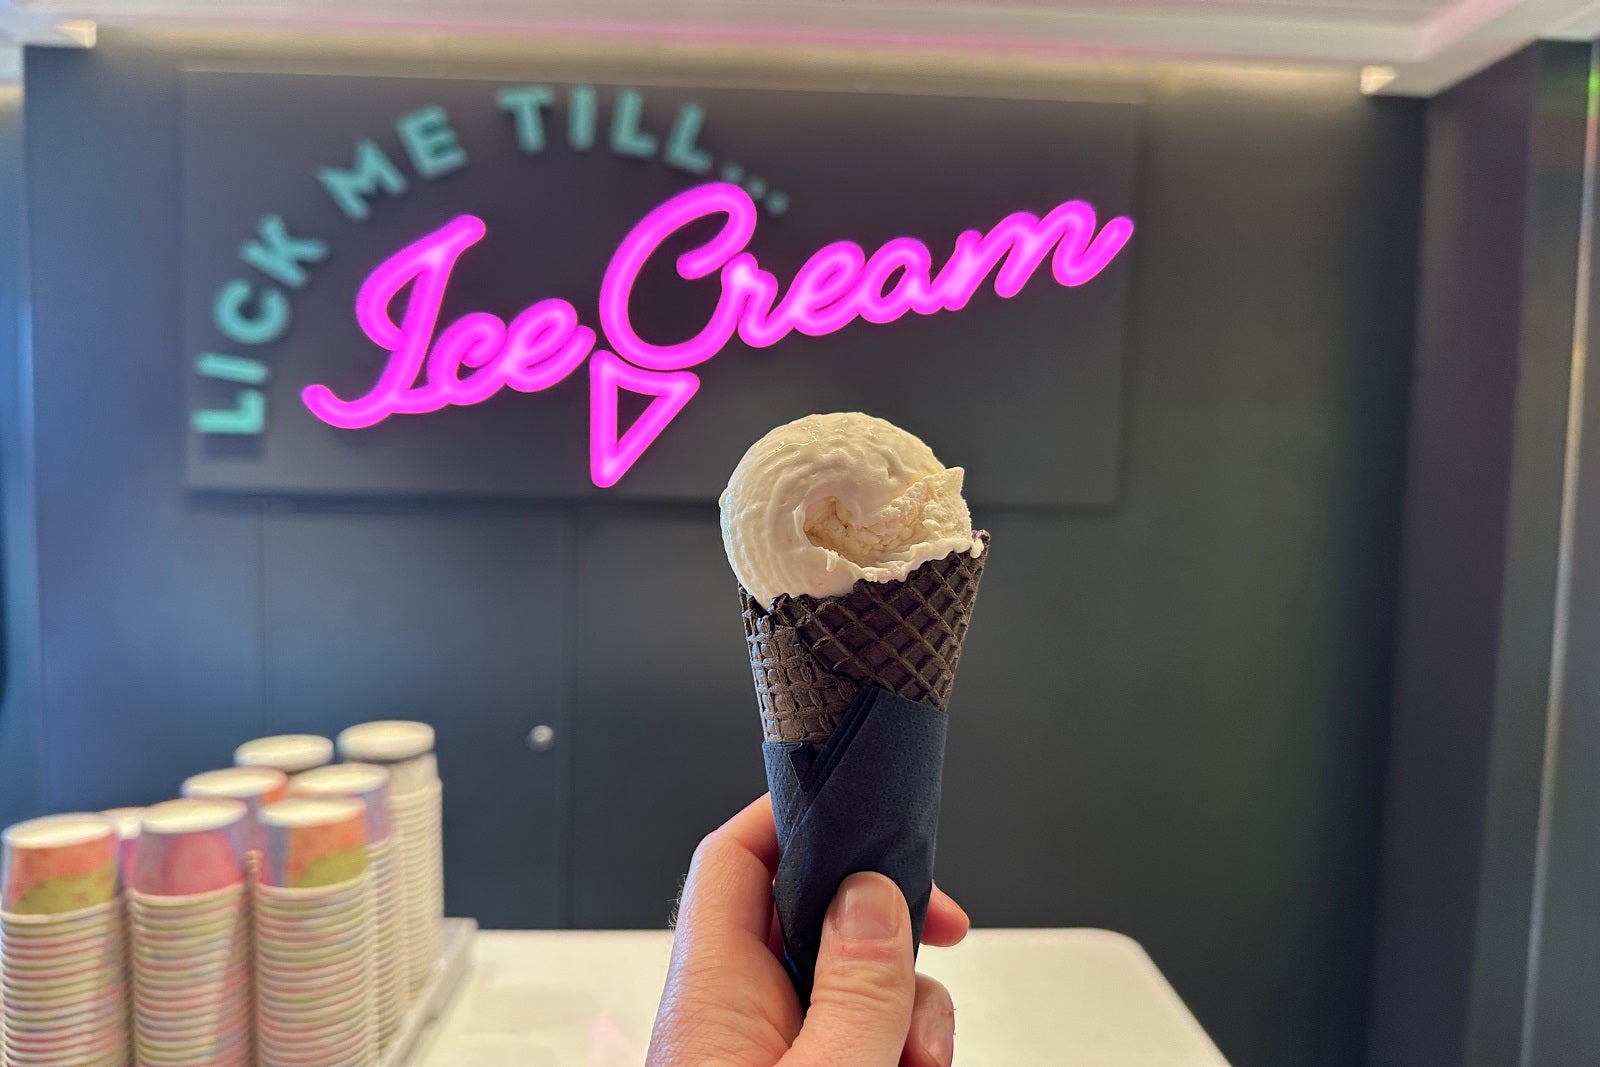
[257, 797, 367, 889]
[288, 762, 392, 844]
[1, 813, 118, 916]
[131, 799, 248, 897]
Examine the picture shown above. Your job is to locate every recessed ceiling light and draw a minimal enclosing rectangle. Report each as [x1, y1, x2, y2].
[55, 19, 98, 47]
[1360, 66, 1397, 95]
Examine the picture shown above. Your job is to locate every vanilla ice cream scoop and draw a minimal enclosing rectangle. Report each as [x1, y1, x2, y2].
[720, 413, 984, 608]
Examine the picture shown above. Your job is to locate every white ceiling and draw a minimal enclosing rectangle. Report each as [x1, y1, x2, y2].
[1, 0, 1598, 95]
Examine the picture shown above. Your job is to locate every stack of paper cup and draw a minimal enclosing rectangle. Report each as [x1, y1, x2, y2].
[255, 797, 376, 1067]
[181, 767, 288, 851]
[0, 813, 129, 1067]
[93, 805, 143, 1067]
[287, 764, 404, 1050]
[233, 736, 334, 781]
[337, 721, 441, 999]
[127, 799, 252, 1067]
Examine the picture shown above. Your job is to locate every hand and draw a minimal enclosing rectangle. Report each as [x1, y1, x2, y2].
[647, 794, 968, 1067]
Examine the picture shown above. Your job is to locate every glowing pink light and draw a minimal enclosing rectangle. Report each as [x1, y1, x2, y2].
[589, 351, 700, 489]
[302, 214, 489, 429]
[597, 182, 1134, 367]
[596, 184, 758, 372]
[301, 217, 596, 431]
[301, 182, 1133, 487]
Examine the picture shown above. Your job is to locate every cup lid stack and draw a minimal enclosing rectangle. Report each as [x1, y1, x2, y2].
[255, 797, 377, 1067]
[127, 799, 253, 1067]
[1, 813, 129, 1067]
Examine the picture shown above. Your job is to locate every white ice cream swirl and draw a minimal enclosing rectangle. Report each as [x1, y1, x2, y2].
[719, 412, 984, 608]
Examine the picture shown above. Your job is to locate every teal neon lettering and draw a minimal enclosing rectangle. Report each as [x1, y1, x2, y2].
[663, 102, 711, 175]
[192, 390, 265, 435]
[396, 106, 468, 179]
[240, 215, 327, 289]
[609, 90, 657, 159]
[195, 353, 269, 385]
[317, 140, 408, 222]
[213, 280, 289, 346]
[497, 85, 555, 153]
[568, 86, 597, 150]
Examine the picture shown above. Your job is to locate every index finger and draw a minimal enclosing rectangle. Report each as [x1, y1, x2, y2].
[672, 793, 781, 947]
[714, 792, 781, 875]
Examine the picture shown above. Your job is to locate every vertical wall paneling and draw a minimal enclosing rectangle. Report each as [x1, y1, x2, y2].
[1520, 41, 1600, 1067]
[25, 45, 267, 811]
[1368, 41, 1594, 1067]
[0, 86, 40, 826]
[931, 69, 1419, 1067]
[261, 509, 575, 928]
[1465, 41, 1592, 1067]
[570, 512, 768, 927]
[1368, 46, 1537, 1067]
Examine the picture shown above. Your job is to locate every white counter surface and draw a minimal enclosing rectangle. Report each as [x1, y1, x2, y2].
[411, 928, 1230, 1065]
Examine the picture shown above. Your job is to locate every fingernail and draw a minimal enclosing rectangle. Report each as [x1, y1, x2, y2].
[834, 873, 900, 940]
[922, 1013, 955, 1067]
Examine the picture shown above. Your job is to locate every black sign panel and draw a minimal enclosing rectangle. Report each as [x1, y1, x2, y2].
[183, 72, 1137, 506]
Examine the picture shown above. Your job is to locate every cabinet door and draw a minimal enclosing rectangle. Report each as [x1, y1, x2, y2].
[263, 511, 574, 928]
[569, 515, 766, 928]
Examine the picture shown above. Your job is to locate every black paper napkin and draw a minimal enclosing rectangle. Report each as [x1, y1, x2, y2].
[762, 684, 948, 1001]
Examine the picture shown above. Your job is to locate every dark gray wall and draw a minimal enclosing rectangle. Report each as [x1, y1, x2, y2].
[1367, 41, 1593, 1067]
[938, 75, 1416, 1065]
[0, 86, 39, 826]
[1493, 41, 1600, 1067]
[1525, 79, 1600, 1058]
[12, 35, 1423, 1067]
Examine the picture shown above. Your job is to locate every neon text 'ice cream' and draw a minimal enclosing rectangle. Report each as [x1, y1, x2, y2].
[301, 181, 1134, 487]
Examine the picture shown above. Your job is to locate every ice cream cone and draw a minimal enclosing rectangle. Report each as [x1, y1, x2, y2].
[722, 412, 988, 999]
[742, 531, 989, 744]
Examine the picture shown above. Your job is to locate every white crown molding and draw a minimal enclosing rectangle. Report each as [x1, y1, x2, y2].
[0, 0, 1594, 94]
[1528, 0, 1600, 37]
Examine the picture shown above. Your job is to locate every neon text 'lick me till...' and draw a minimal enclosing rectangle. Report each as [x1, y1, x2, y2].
[300, 181, 1135, 487]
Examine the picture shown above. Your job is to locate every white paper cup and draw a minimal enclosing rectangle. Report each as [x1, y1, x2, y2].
[336, 722, 436, 795]
[234, 735, 334, 777]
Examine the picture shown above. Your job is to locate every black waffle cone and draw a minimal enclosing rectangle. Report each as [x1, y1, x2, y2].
[741, 532, 989, 742]
[738, 534, 990, 1001]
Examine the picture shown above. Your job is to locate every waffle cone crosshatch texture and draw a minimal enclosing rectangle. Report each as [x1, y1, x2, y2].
[744, 532, 991, 744]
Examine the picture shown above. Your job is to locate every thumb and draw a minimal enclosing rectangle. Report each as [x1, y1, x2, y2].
[783, 872, 916, 1066]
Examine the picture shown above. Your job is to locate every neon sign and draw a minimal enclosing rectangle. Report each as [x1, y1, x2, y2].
[188, 90, 786, 442]
[302, 181, 1133, 487]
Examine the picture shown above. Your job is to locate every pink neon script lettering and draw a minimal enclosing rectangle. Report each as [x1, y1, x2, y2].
[598, 182, 1133, 367]
[302, 215, 489, 428]
[301, 181, 1134, 487]
[301, 219, 593, 430]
